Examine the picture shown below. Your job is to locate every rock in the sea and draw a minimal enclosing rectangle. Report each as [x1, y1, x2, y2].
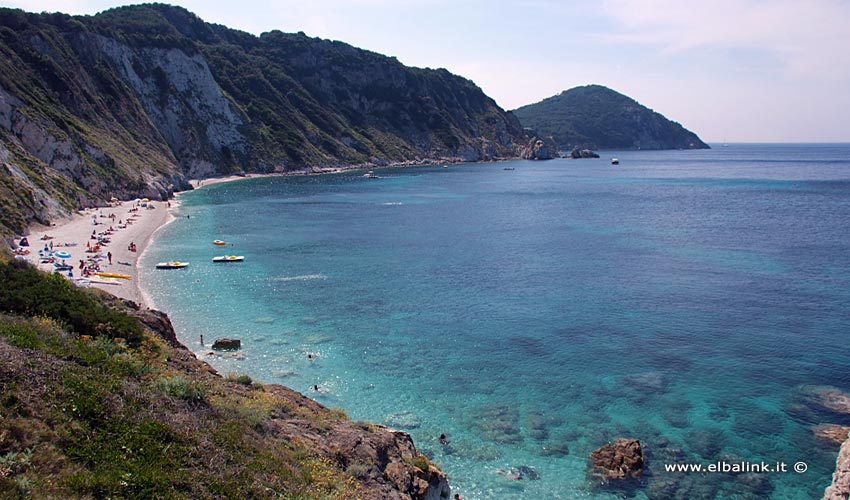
[569, 146, 600, 159]
[824, 435, 850, 500]
[813, 424, 850, 446]
[212, 337, 241, 351]
[520, 136, 557, 160]
[589, 438, 644, 480]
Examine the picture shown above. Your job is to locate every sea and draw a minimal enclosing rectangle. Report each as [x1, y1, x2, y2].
[140, 143, 850, 500]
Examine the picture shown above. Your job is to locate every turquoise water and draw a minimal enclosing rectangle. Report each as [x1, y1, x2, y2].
[141, 144, 850, 499]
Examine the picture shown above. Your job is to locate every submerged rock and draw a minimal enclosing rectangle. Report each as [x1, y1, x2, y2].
[796, 385, 850, 415]
[589, 438, 644, 480]
[384, 410, 421, 430]
[622, 371, 669, 394]
[468, 404, 522, 444]
[685, 428, 725, 460]
[524, 410, 563, 441]
[813, 424, 850, 446]
[496, 465, 540, 480]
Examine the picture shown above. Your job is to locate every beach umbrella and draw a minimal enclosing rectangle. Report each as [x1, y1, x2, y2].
[54, 250, 72, 259]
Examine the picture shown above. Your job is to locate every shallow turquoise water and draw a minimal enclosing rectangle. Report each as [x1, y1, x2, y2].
[141, 144, 850, 499]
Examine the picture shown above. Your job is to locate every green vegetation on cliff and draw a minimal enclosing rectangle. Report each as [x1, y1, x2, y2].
[0, 252, 446, 499]
[0, 4, 524, 236]
[512, 84, 709, 151]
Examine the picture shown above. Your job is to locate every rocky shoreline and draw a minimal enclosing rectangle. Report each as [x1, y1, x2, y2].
[74, 291, 453, 499]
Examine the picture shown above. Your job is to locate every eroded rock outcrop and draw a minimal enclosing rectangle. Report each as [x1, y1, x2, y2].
[262, 383, 450, 499]
[519, 136, 557, 160]
[814, 424, 850, 446]
[211, 337, 241, 350]
[824, 436, 850, 500]
[570, 146, 600, 159]
[589, 438, 644, 480]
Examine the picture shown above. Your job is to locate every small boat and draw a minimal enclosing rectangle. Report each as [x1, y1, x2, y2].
[213, 240, 227, 246]
[89, 276, 122, 285]
[95, 272, 132, 279]
[503, 167, 515, 170]
[611, 158, 620, 165]
[362, 171, 379, 179]
[213, 255, 245, 263]
[156, 261, 189, 269]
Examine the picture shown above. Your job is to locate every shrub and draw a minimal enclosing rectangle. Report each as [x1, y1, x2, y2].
[226, 372, 253, 386]
[0, 261, 143, 345]
[154, 375, 205, 403]
[412, 454, 430, 472]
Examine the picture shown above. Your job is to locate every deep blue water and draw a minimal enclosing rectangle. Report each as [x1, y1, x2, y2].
[141, 144, 850, 499]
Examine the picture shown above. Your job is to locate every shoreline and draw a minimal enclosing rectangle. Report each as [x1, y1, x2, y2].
[21, 199, 174, 308]
[16, 156, 504, 308]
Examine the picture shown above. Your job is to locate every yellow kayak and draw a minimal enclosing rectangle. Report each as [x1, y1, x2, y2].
[95, 272, 132, 279]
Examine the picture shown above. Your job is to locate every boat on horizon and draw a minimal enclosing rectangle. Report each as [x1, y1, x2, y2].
[362, 171, 379, 179]
[155, 261, 189, 269]
[212, 255, 245, 263]
[611, 157, 620, 165]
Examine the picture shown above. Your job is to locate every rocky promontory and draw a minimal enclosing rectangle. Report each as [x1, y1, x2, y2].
[519, 136, 557, 160]
[512, 84, 709, 151]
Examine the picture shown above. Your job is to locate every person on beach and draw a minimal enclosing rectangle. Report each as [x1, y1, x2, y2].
[200, 334, 204, 346]
[107, 251, 112, 265]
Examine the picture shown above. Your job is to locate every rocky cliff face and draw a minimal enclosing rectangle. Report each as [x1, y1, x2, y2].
[126, 296, 452, 500]
[0, 5, 526, 235]
[823, 435, 850, 500]
[519, 136, 557, 160]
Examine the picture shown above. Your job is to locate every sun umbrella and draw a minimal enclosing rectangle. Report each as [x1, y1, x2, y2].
[54, 250, 72, 259]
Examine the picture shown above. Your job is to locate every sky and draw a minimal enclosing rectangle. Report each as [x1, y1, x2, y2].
[2, 0, 850, 142]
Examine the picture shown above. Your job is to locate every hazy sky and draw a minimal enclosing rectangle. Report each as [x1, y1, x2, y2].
[3, 0, 849, 142]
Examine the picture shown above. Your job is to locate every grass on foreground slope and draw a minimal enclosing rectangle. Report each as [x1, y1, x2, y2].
[0, 254, 365, 500]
